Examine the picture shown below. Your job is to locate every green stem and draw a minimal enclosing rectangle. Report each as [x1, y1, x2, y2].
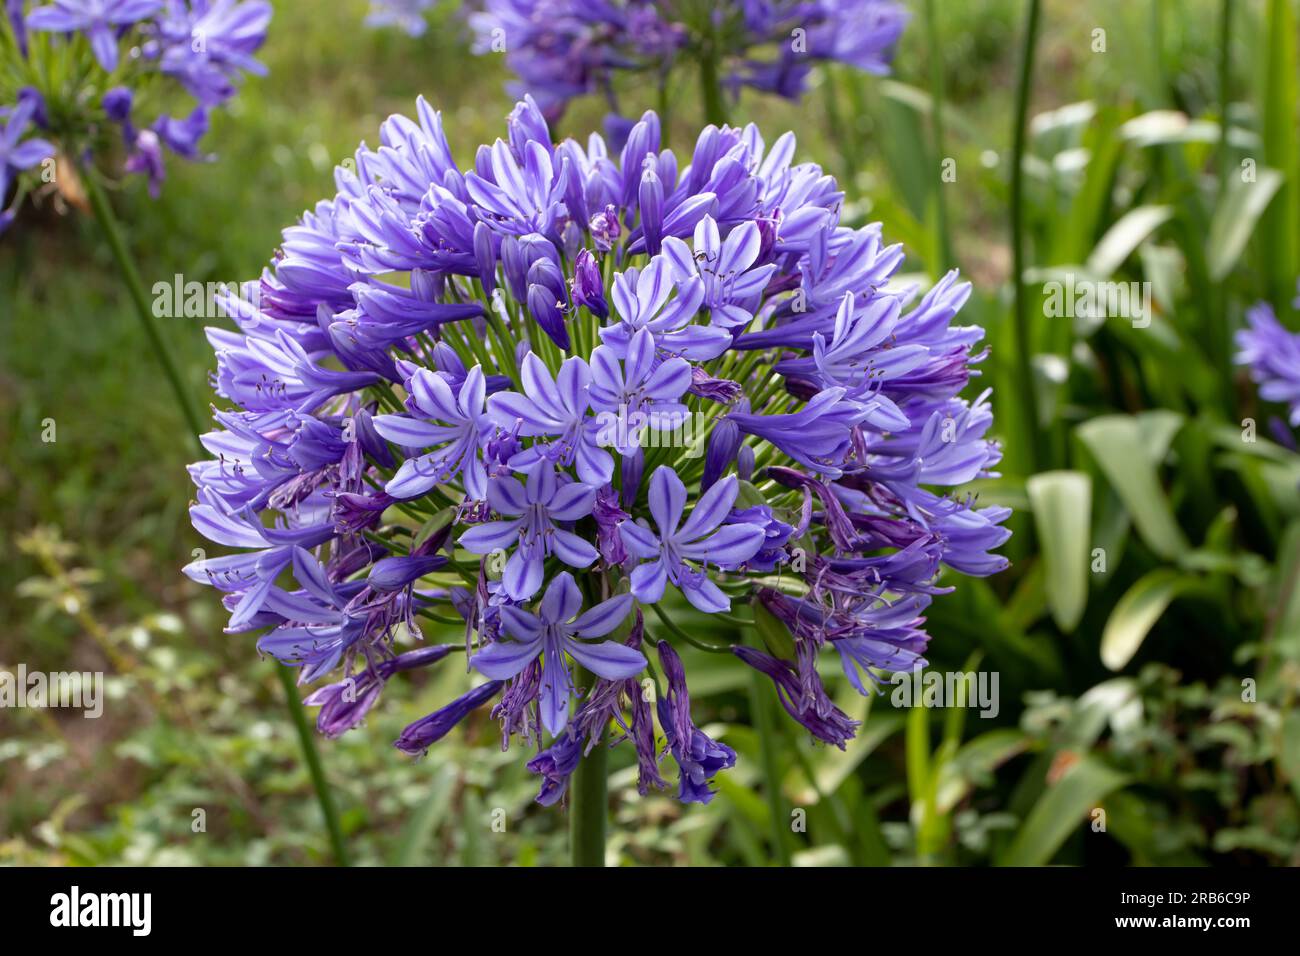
[699, 49, 729, 127]
[81, 165, 204, 451]
[749, 668, 793, 867]
[1009, 0, 1044, 474]
[569, 665, 608, 868]
[276, 665, 350, 866]
[923, 0, 953, 273]
[1216, 0, 1233, 193]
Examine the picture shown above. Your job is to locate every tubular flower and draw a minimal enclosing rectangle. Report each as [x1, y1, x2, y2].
[185, 97, 1008, 803]
[469, 0, 906, 126]
[0, 0, 270, 225]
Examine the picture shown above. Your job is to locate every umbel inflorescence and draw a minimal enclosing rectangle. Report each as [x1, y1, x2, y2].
[184, 96, 1010, 805]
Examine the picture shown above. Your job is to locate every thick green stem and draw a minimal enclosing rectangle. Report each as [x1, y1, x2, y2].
[81, 166, 204, 451]
[569, 669, 608, 868]
[1009, 0, 1044, 474]
[699, 50, 729, 128]
[749, 669, 793, 866]
[276, 665, 350, 866]
[923, 0, 953, 273]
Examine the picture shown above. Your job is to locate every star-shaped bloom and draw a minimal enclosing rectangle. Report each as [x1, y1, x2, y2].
[470, 572, 645, 734]
[662, 215, 777, 330]
[374, 364, 492, 500]
[589, 327, 693, 456]
[598, 255, 730, 360]
[488, 352, 613, 486]
[459, 462, 597, 600]
[619, 467, 766, 612]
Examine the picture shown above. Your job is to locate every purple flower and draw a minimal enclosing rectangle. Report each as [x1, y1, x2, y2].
[305, 644, 455, 738]
[149, 0, 271, 106]
[1236, 296, 1300, 426]
[26, 0, 162, 72]
[733, 644, 860, 749]
[365, 0, 433, 37]
[599, 255, 729, 360]
[589, 327, 694, 456]
[470, 572, 645, 734]
[656, 640, 736, 803]
[458, 462, 598, 600]
[525, 729, 584, 805]
[619, 468, 765, 612]
[488, 352, 613, 486]
[395, 680, 504, 754]
[182, 98, 1008, 804]
[373, 364, 493, 500]
[0, 96, 54, 209]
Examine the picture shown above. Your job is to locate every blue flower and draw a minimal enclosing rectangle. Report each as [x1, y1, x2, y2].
[458, 462, 598, 600]
[470, 572, 645, 734]
[619, 467, 766, 613]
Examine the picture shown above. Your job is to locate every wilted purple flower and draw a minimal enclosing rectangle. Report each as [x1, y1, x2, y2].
[656, 641, 735, 802]
[305, 644, 456, 738]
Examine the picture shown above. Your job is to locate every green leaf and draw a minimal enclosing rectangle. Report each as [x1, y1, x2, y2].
[1259, 0, 1299, 304]
[395, 766, 457, 867]
[1077, 415, 1187, 559]
[1026, 471, 1092, 632]
[1205, 167, 1283, 281]
[1100, 569, 1191, 671]
[998, 756, 1129, 866]
[1086, 205, 1173, 276]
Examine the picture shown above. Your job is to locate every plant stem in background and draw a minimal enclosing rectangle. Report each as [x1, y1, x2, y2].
[83, 164, 352, 867]
[923, 0, 953, 273]
[81, 166, 204, 452]
[569, 669, 608, 868]
[699, 47, 729, 127]
[1009, 0, 1044, 474]
[1216, 0, 1233, 194]
[748, 665, 793, 866]
[276, 665, 351, 866]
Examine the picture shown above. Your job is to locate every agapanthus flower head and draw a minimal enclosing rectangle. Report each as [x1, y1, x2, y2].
[469, 0, 906, 126]
[185, 95, 1008, 806]
[0, 0, 270, 226]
